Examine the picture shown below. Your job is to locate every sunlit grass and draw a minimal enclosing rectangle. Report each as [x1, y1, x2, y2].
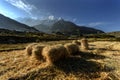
[0, 41, 120, 80]
[0, 43, 28, 51]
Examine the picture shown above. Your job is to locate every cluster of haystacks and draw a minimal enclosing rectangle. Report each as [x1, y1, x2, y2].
[25, 43, 80, 64]
[25, 38, 89, 65]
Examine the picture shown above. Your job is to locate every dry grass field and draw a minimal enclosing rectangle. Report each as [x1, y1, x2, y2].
[0, 41, 120, 80]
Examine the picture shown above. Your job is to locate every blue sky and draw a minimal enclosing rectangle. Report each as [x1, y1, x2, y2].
[0, 0, 120, 32]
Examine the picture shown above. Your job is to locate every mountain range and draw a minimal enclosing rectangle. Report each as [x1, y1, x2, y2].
[0, 14, 39, 32]
[0, 14, 104, 35]
[33, 19, 104, 35]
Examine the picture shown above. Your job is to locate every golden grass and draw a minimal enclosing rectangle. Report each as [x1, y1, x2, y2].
[0, 41, 120, 80]
[105, 42, 120, 51]
[0, 43, 28, 51]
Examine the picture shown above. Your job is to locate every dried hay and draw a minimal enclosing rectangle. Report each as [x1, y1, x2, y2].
[42, 44, 69, 64]
[31, 45, 45, 61]
[106, 42, 120, 50]
[64, 43, 79, 55]
[72, 40, 81, 45]
[81, 38, 89, 50]
[25, 43, 38, 56]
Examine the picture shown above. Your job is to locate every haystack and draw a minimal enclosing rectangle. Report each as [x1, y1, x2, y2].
[106, 42, 120, 50]
[72, 40, 81, 45]
[31, 45, 45, 61]
[25, 43, 38, 56]
[64, 43, 79, 55]
[42, 44, 69, 64]
[81, 38, 89, 50]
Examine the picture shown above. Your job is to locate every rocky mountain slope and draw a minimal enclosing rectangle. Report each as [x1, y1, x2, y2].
[34, 19, 104, 35]
[0, 14, 39, 32]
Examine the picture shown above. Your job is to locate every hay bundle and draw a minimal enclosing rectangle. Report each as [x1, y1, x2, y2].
[113, 43, 120, 50]
[31, 45, 45, 61]
[42, 44, 69, 64]
[106, 45, 113, 50]
[64, 43, 79, 55]
[72, 40, 81, 45]
[25, 43, 38, 56]
[81, 38, 89, 50]
[106, 42, 120, 50]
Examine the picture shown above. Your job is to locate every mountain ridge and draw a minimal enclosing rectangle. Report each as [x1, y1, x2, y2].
[0, 14, 39, 32]
[34, 19, 104, 35]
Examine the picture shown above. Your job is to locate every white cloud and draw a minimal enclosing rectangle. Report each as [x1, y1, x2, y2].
[58, 17, 62, 20]
[76, 22, 106, 27]
[5, 0, 36, 15]
[88, 22, 104, 27]
[73, 18, 77, 22]
[48, 15, 55, 20]
[0, 9, 17, 19]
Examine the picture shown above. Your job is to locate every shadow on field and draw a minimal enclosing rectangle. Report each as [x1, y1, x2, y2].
[55, 57, 103, 74]
[9, 52, 114, 80]
[90, 47, 119, 52]
[77, 51, 106, 59]
[11, 56, 108, 80]
[53, 52, 113, 78]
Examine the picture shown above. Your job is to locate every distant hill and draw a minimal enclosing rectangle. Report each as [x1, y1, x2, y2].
[106, 31, 120, 37]
[34, 19, 104, 35]
[0, 14, 39, 32]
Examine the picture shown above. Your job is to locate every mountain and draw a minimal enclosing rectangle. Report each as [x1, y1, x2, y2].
[0, 14, 39, 32]
[16, 17, 42, 26]
[16, 17, 58, 26]
[33, 19, 58, 33]
[34, 19, 104, 35]
[17, 17, 58, 33]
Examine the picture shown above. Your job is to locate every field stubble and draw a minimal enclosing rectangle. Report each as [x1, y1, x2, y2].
[0, 41, 120, 80]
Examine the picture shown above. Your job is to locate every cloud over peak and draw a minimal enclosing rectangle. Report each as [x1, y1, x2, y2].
[88, 22, 104, 27]
[5, 0, 36, 15]
[48, 15, 55, 20]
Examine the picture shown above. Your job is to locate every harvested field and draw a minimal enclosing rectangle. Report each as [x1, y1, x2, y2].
[0, 41, 120, 80]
